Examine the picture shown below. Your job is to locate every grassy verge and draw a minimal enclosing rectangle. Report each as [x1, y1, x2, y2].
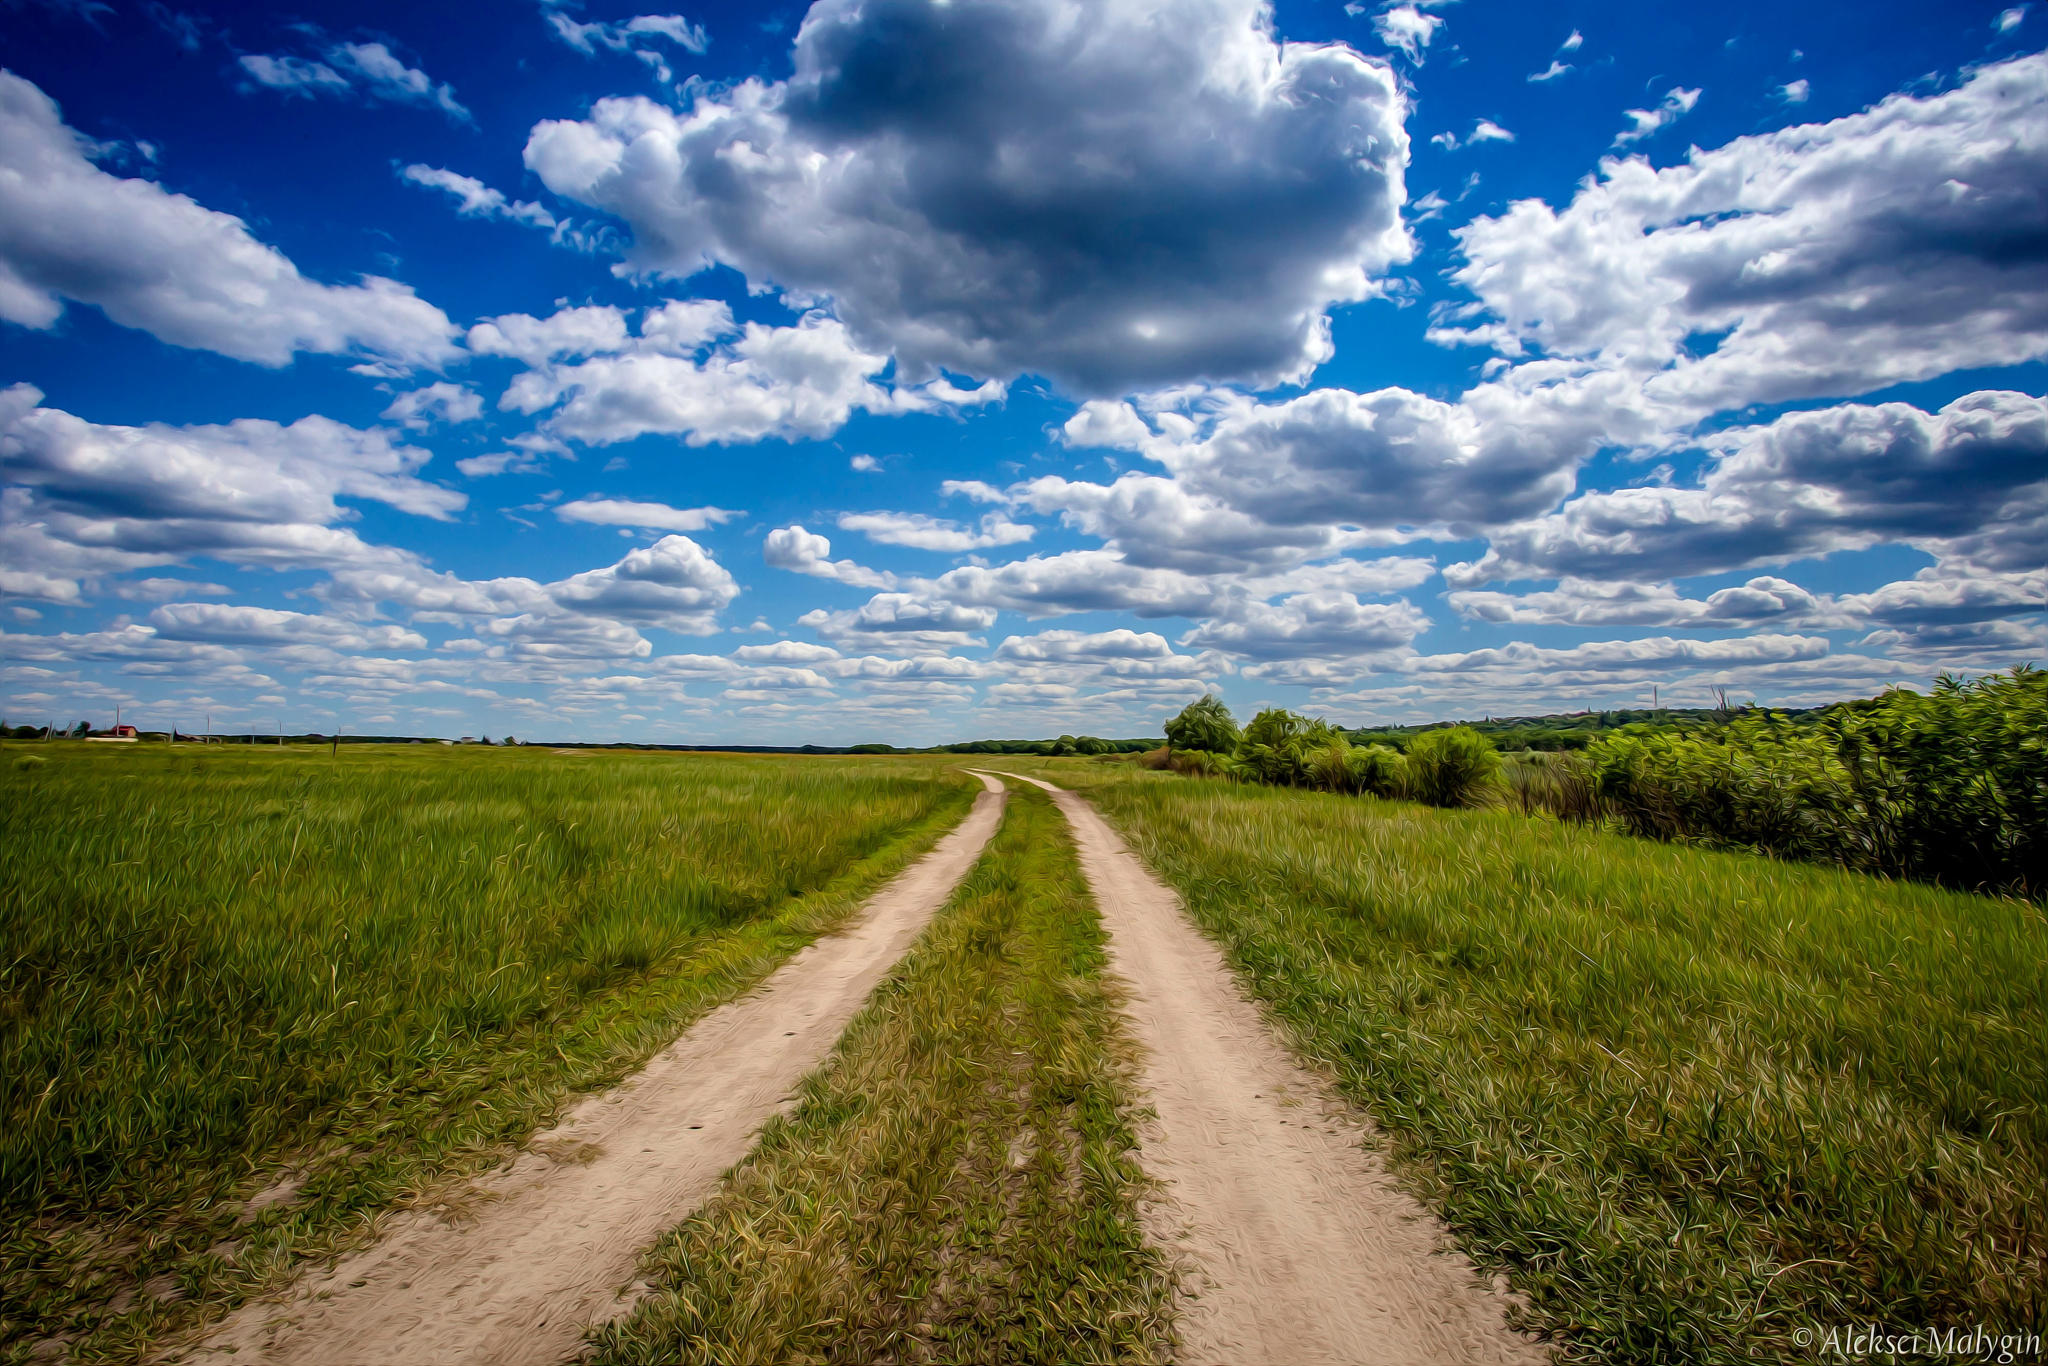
[588, 779, 1175, 1366]
[0, 745, 974, 1363]
[1034, 761, 2047, 1363]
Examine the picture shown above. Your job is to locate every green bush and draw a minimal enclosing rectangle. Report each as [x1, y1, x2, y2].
[1403, 726, 1503, 808]
[1588, 667, 2048, 895]
[1305, 738, 1357, 793]
[1163, 695, 1240, 755]
[1344, 743, 1405, 798]
[1167, 748, 1229, 778]
[1237, 709, 1347, 787]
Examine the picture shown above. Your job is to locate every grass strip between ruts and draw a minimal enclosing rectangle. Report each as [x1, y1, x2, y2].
[588, 779, 1176, 1366]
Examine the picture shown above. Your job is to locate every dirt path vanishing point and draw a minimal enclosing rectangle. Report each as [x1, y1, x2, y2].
[181, 774, 1008, 1366]
[992, 773, 1544, 1366]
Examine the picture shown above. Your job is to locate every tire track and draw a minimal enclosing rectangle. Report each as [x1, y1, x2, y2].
[180, 774, 1008, 1366]
[993, 772, 1542, 1366]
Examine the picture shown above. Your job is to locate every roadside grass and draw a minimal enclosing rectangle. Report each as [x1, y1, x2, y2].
[0, 744, 974, 1363]
[587, 779, 1176, 1366]
[1034, 761, 2048, 1364]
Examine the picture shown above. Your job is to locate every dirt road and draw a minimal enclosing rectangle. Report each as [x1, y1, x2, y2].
[996, 773, 1543, 1366]
[182, 774, 1007, 1366]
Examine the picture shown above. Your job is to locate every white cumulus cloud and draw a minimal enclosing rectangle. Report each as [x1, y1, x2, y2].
[0, 71, 458, 368]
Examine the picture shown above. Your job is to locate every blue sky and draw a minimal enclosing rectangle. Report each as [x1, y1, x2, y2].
[0, 0, 2041, 743]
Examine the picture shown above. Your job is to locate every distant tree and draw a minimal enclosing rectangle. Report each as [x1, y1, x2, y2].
[1165, 695, 1240, 754]
[69, 720, 89, 738]
[480, 734, 493, 746]
[1051, 734, 1078, 756]
[502, 735, 518, 747]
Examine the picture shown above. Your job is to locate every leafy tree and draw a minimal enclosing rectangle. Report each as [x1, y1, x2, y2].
[1164, 695, 1240, 754]
[1238, 708, 1347, 786]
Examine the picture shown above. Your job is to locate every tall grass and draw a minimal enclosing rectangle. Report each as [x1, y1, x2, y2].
[589, 780, 1175, 1365]
[1044, 763, 2048, 1363]
[0, 744, 973, 1359]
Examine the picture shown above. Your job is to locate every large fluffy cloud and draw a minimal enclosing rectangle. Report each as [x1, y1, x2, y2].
[496, 303, 1001, 446]
[525, 0, 1411, 393]
[1439, 53, 2048, 411]
[0, 71, 458, 368]
[1043, 364, 1668, 572]
[1451, 390, 2048, 585]
[0, 384, 462, 598]
[545, 535, 739, 633]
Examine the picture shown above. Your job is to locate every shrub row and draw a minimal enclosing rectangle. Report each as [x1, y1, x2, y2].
[1162, 666, 2046, 897]
[1162, 697, 1501, 809]
[1583, 667, 2046, 896]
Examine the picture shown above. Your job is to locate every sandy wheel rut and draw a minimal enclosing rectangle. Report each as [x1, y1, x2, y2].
[180, 775, 1007, 1366]
[988, 772, 1544, 1366]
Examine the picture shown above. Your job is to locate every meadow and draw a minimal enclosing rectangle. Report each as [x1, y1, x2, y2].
[1039, 760, 2048, 1362]
[589, 779, 1175, 1365]
[0, 743, 974, 1360]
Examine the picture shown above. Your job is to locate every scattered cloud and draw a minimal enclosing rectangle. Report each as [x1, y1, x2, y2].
[239, 40, 471, 124]
[1431, 118, 1515, 152]
[0, 72, 458, 368]
[1441, 55, 2048, 413]
[0, 383, 461, 602]
[400, 165, 557, 230]
[1373, 5, 1443, 63]
[1448, 391, 2048, 586]
[763, 525, 897, 590]
[501, 307, 1001, 448]
[1613, 86, 1701, 147]
[381, 382, 483, 429]
[553, 497, 742, 533]
[836, 510, 1034, 553]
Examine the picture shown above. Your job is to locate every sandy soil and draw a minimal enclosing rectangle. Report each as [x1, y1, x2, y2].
[995, 773, 1544, 1366]
[179, 774, 1007, 1366]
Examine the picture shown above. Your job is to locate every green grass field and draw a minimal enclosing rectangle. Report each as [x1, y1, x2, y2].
[10, 742, 2045, 1365]
[1034, 760, 2048, 1362]
[0, 743, 974, 1360]
[589, 779, 1175, 1366]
